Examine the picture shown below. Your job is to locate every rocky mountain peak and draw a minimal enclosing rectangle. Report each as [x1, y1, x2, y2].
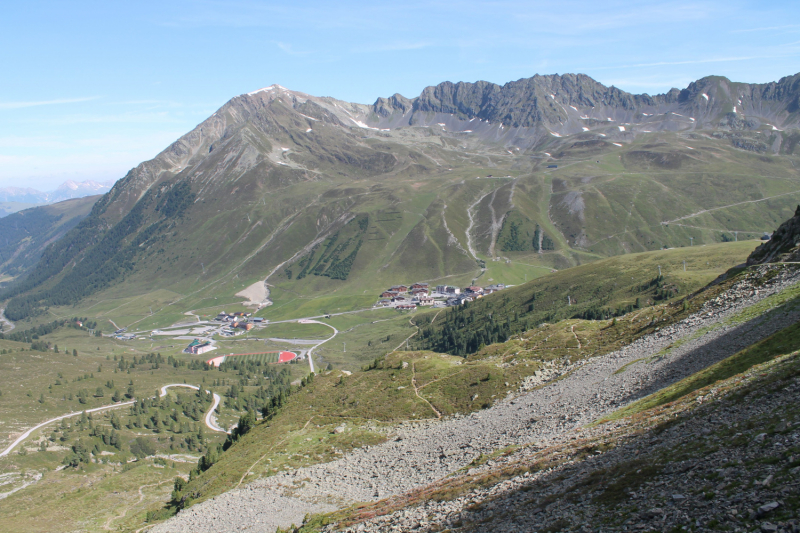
[368, 72, 800, 134]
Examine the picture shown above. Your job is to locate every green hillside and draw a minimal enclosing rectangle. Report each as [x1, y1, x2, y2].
[0, 213, 792, 533]
[152, 247, 798, 525]
[414, 241, 757, 355]
[0, 196, 99, 282]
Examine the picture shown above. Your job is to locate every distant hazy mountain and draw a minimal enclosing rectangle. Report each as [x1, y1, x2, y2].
[0, 195, 101, 280]
[0, 180, 114, 207]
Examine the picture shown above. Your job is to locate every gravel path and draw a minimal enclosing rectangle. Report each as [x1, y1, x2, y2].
[154, 266, 800, 533]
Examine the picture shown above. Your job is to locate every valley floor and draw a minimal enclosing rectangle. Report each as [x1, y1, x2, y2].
[152, 266, 800, 532]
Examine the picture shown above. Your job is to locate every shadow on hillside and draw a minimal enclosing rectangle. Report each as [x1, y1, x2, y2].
[611, 293, 800, 409]
[411, 357, 795, 533]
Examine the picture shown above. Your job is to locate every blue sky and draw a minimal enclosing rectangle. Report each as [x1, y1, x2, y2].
[1, 0, 799, 189]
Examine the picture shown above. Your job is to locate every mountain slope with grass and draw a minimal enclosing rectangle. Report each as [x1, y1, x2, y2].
[2, 194, 800, 533]
[412, 240, 757, 355]
[0, 195, 100, 282]
[2, 73, 800, 330]
[147, 214, 800, 533]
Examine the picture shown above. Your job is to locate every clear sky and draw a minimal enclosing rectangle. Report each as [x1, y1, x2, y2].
[2, 0, 799, 190]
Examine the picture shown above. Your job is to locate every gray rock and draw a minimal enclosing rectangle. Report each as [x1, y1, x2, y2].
[758, 501, 781, 516]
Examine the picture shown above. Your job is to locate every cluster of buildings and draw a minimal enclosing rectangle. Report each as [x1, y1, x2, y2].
[214, 311, 265, 336]
[375, 282, 507, 310]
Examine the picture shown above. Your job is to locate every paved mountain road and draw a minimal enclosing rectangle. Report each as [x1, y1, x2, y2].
[298, 319, 338, 374]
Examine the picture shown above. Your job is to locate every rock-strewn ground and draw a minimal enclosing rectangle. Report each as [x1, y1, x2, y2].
[154, 266, 800, 533]
[333, 351, 800, 532]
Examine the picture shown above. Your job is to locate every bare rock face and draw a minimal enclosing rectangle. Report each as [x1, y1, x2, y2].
[747, 205, 800, 265]
[371, 72, 800, 131]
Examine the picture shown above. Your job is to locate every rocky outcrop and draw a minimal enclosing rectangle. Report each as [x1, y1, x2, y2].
[747, 206, 800, 265]
[372, 93, 414, 117]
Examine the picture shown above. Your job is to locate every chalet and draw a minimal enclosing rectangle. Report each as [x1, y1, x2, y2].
[377, 299, 392, 306]
[417, 296, 434, 306]
[410, 282, 429, 290]
[381, 291, 399, 298]
[395, 304, 417, 310]
[411, 288, 429, 296]
[465, 286, 484, 295]
[390, 285, 409, 293]
[251, 317, 264, 323]
[232, 322, 254, 331]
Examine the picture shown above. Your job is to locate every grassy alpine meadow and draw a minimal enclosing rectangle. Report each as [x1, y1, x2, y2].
[259, 321, 334, 340]
[0, 454, 193, 533]
[310, 312, 419, 371]
[159, 291, 714, 515]
[163, 347, 533, 512]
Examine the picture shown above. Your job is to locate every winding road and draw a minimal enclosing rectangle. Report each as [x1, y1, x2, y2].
[297, 319, 338, 373]
[0, 384, 228, 458]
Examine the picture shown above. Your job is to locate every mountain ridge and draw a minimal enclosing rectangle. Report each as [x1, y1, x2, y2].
[368, 72, 800, 149]
[3, 71, 800, 322]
